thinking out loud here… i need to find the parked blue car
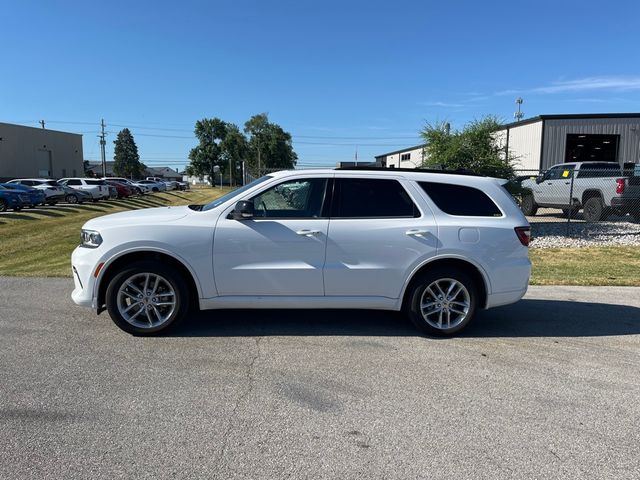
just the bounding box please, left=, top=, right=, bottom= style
left=0, top=185, right=29, bottom=212
left=0, top=182, right=46, bottom=207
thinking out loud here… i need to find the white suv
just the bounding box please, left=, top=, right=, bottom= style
left=71, top=169, right=531, bottom=336
left=58, top=178, right=110, bottom=200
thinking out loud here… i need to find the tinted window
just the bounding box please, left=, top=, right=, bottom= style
left=419, top=182, right=502, bottom=217
left=66, top=179, right=81, bottom=186
left=332, top=178, right=418, bottom=218
left=577, top=163, right=621, bottom=179
left=251, top=178, right=328, bottom=218
left=86, top=179, right=105, bottom=185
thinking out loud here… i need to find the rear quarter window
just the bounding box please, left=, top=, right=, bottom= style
left=419, top=182, right=502, bottom=217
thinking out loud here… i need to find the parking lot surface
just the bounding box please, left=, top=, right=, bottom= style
left=1, top=277, right=639, bottom=479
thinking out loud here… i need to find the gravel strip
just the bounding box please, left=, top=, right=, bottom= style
left=530, top=220, right=640, bottom=248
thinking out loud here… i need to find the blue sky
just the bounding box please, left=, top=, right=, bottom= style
left=2, top=0, right=640, bottom=170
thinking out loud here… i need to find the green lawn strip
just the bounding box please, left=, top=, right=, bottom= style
left=529, top=247, right=640, bottom=286
left=0, top=189, right=230, bottom=277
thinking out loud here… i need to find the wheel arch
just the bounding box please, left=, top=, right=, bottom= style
left=96, top=249, right=201, bottom=314
left=400, top=256, right=490, bottom=310
left=581, top=189, right=603, bottom=205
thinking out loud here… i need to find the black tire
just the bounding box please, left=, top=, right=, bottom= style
left=152, top=187, right=159, bottom=192
left=92, top=198, right=99, bottom=203
left=582, top=197, right=603, bottom=222
left=0, top=199, right=7, bottom=212
left=405, top=267, right=479, bottom=336
left=632, top=211, right=640, bottom=223
left=521, top=194, right=538, bottom=216
left=13, top=206, right=22, bottom=212
left=66, top=194, right=79, bottom=204
left=105, top=261, right=190, bottom=336
left=47, top=201, right=57, bottom=206
left=562, top=207, right=579, bottom=218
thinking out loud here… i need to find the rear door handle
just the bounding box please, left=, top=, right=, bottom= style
left=405, top=228, right=429, bottom=236
left=296, top=229, right=321, bottom=237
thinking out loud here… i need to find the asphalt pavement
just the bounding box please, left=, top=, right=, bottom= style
left=1, top=277, right=639, bottom=479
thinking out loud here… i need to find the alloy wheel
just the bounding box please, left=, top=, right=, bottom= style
left=116, top=273, right=176, bottom=329
left=419, top=278, right=471, bottom=330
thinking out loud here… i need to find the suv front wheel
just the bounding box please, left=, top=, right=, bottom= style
left=406, top=268, right=478, bottom=336
left=105, top=261, right=189, bottom=335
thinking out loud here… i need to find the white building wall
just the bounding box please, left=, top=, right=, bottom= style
left=383, top=146, right=425, bottom=169
left=505, top=120, right=543, bottom=171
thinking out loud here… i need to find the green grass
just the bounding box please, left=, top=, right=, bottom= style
left=2, top=193, right=639, bottom=285
left=529, top=247, right=640, bottom=286
left=0, top=188, right=232, bottom=277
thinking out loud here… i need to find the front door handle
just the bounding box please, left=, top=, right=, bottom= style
left=296, top=229, right=321, bottom=237
left=405, top=228, right=429, bottom=237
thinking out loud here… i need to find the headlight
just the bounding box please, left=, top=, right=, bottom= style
left=80, top=229, right=103, bottom=248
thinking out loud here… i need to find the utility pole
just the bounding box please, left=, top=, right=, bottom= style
left=228, top=157, right=233, bottom=187
left=39, top=120, right=45, bottom=129
left=99, top=119, right=107, bottom=178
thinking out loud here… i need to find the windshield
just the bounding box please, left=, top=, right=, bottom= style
left=201, top=176, right=272, bottom=211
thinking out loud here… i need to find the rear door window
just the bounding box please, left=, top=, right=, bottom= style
left=418, top=182, right=502, bottom=217
left=331, top=178, right=419, bottom=218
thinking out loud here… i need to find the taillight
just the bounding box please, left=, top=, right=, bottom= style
left=616, top=178, right=625, bottom=194
left=515, top=227, right=531, bottom=247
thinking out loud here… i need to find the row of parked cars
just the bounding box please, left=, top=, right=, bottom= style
left=0, top=176, right=189, bottom=212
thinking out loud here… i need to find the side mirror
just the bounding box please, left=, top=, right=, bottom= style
left=231, top=200, right=254, bottom=220
left=536, top=175, right=544, bottom=184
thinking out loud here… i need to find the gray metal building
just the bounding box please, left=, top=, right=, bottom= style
left=494, top=113, right=640, bottom=171
left=0, top=122, right=84, bottom=181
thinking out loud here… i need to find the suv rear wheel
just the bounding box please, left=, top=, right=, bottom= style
left=105, top=261, right=190, bottom=336
left=406, top=268, right=478, bottom=336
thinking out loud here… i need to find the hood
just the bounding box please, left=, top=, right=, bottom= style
left=83, top=206, right=192, bottom=230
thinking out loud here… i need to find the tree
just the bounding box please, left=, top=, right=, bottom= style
left=113, top=128, right=144, bottom=178
left=244, top=113, right=297, bottom=173
left=221, top=124, right=248, bottom=186
left=185, top=118, right=228, bottom=183
left=420, top=116, right=514, bottom=178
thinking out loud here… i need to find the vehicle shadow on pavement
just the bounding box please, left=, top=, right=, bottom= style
left=173, top=309, right=416, bottom=337
left=468, top=299, right=640, bottom=337
left=170, top=299, right=640, bottom=338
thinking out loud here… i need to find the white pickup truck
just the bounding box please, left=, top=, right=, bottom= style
left=520, top=162, right=640, bottom=222
left=58, top=178, right=110, bottom=201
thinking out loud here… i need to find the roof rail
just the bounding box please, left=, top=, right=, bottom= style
left=334, top=166, right=483, bottom=176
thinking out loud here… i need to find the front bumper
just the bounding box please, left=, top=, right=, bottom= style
left=71, top=245, right=102, bottom=308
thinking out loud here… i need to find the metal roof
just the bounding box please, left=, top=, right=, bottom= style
left=498, top=112, right=640, bottom=130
